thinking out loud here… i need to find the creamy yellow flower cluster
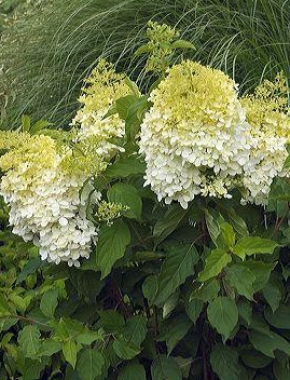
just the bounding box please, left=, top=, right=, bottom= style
left=0, top=60, right=129, bottom=266
left=139, top=61, right=289, bottom=208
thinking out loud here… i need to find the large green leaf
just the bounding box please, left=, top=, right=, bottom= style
left=105, top=157, right=145, bottom=178
left=154, top=245, right=199, bottom=306
left=265, top=304, right=290, bottom=329
left=98, top=310, right=125, bottom=333
left=163, top=315, right=192, bottom=354
left=198, top=249, right=232, bottom=282
left=184, top=296, right=204, bottom=324
left=108, top=183, right=142, bottom=220
left=210, top=344, right=240, bottom=380
left=233, top=237, right=280, bottom=260
left=96, top=219, right=131, bottom=278
left=123, top=315, right=147, bottom=347
left=77, top=349, right=105, bottom=380
left=225, top=264, right=256, bottom=300
left=207, top=297, right=238, bottom=340
left=18, top=325, right=41, bottom=358
left=262, top=279, right=282, bottom=312
left=240, top=261, right=276, bottom=293
left=40, top=288, right=58, bottom=319
left=249, top=330, right=290, bottom=358
left=273, top=359, right=290, bottom=380
left=151, top=355, right=182, bottom=380
left=118, top=361, right=146, bottom=380
left=153, top=204, right=187, bottom=245
left=113, top=338, right=140, bottom=360
left=205, top=209, right=222, bottom=246
left=190, top=279, right=220, bottom=302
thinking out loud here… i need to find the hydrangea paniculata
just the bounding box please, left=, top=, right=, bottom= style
left=139, top=60, right=253, bottom=208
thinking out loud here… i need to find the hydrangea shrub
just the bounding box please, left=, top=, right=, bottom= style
left=0, top=22, right=290, bottom=380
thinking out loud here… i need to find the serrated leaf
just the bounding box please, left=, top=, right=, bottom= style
left=233, top=237, right=280, bottom=260
left=198, top=249, right=232, bottom=282
left=22, top=360, right=45, bottom=380
left=153, top=204, right=187, bottom=245
left=62, top=340, right=82, bottom=368
left=40, top=288, right=58, bottom=319
left=96, top=219, right=131, bottom=278
left=118, top=361, right=146, bottom=380
left=75, top=330, right=103, bottom=345
left=154, top=245, right=199, bottom=306
left=108, top=183, right=142, bottom=220
left=210, top=344, right=240, bottom=380
left=207, top=297, right=238, bottom=340
left=249, top=330, right=290, bottom=358
left=151, top=355, right=182, bottom=380
left=77, top=349, right=105, bottom=380
left=115, top=94, right=139, bottom=120
left=225, top=264, right=256, bottom=300
left=113, top=338, right=140, bottom=360
left=18, top=325, right=41, bottom=358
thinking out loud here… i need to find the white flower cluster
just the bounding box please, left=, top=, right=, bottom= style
left=139, top=61, right=290, bottom=208
left=0, top=135, right=100, bottom=267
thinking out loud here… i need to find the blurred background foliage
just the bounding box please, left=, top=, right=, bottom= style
left=0, top=0, right=289, bottom=128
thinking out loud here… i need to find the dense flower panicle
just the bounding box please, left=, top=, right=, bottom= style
left=241, top=73, right=290, bottom=205
left=71, top=59, right=131, bottom=157
left=0, top=133, right=101, bottom=267
left=139, top=60, right=253, bottom=208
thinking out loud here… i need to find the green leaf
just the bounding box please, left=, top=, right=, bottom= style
left=227, top=208, right=249, bottom=237
left=218, top=222, right=236, bottom=249
left=205, top=209, right=222, bottom=246
left=124, top=77, right=140, bottom=97
left=173, top=357, right=192, bottom=379
left=240, top=261, right=276, bottom=293
left=16, top=257, right=42, bottom=284
left=151, top=355, right=182, bottom=380
left=134, top=43, right=152, bottom=56
left=105, top=157, right=145, bottom=178
left=22, top=360, right=45, bottom=380
left=21, top=114, right=31, bottom=131
left=118, top=361, right=146, bottom=380
left=163, top=290, right=180, bottom=318
left=142, top=275, right=158, bottom=304
left=237, top=299, right=252, bottom=326
left=265, top=304, right=290, bottom=329
left=153, top=204, right=187, bottom=245
left=113, top=338, right=140, bottom=360
left=184, top=296, right=204, bottom=324
left=123, top=315, right=147, bottom=347
left=190, top=279, right=220, bottom=302
left=40, top=288, right=58, bottom=319
left=249, top=330, right=290, bottom=358
left=210, top=344, right=240, bottom=380
left=108, top=183, right=142, bottom=220
left=163, top=315, right=192, bottom=355
left=77, top=349, right=105, bottom=380
left=198, top=249, right=232, bottom=282
left=76, top=330, right=103, bottom=345
left=262, top=279, right=282, bottom=312
left=207, top=297, right=238, bottom=340
left=154, top=245, right=199, bottom=306
left=115, top=95, right=139, bottom=120
left=240, top=350, right=272, bottom=369
left=98, top=310, right=125, bottom=333
left=96, top=219, right=131, bottom=278
left=62, top=340, right=82, bottom=368
left=171, top=39, right=195, bottom=50
left=273, top=358, right=290, bottom=380
left=225, top=264, right=256, bottom=300
left=18, top=325, right=41, bottom=358
left=233, top=237, right=280, bottom=260
left=39, top=339, right=62, bottom=356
